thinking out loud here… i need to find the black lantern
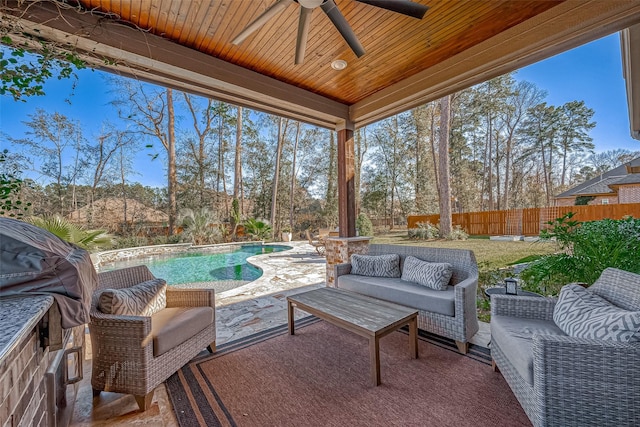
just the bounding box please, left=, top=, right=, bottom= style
left=504, top=278, right=518, bottom=295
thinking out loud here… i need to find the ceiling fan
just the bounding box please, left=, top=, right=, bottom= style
left=232, top=0, right=429, bottom=65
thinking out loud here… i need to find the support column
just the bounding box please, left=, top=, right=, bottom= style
left=325, top=236, right=371, bottom=287
left=337, top=123, right=356, bottom=238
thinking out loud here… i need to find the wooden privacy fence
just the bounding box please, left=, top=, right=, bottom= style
left=407, top=203, right=640, bottom=236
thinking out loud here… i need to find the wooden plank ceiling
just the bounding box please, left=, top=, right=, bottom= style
left=78, top=0, right=561, bottom=105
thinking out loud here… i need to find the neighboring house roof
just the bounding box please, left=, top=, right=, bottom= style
left=609, top=174, right=640, bottom=186
left=555, top=157, right=640, bottom=199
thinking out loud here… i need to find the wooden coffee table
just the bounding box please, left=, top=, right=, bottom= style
left=287, top=287, right=418, bottom=386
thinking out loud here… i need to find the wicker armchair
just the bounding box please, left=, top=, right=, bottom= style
left=90, top=265, right=216, bottom=411
left=491, top=268, right=640, bottom=427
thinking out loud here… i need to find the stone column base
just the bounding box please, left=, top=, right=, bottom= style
left=325, top=237, right=372, bottom=287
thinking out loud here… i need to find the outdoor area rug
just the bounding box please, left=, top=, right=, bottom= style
left=166, top=317, right=531, bottom=427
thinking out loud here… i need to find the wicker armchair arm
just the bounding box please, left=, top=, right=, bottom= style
left=166, top=288, right=215, bottom=308
left=532, top=334, right=640, bottom=423
left=491, top=295, right=557, bottom=320
left=334, top=263, right=352, bottom=278
left=89, top=312, right=153, bottom=356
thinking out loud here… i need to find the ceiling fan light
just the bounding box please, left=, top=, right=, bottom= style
left=331, top=59, right=347, bottom=70
left=298, top=0, right=324, bottom=8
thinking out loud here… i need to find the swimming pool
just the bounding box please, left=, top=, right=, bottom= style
left=99, top=244, right=292, bottom=285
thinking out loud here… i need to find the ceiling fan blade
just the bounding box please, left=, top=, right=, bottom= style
left=356, top=0, right=428, bottom=19
left=232, top=0, right=294, bottom=45
left=295, top=7, right=314, bottom=65
left=320, top=0, right=365, bottom=58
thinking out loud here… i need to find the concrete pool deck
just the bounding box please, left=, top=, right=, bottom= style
left=72, top=241, right=489, bottom=425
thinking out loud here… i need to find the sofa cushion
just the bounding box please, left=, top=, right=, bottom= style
left=491, top=315, right=565, bottom=385
left=337, top=274, right=455, bottom=316
left=150, top=306, right=214, bottom=357
left=401, top=256, right=452, bottom=290
left=98, top=278, right=167, bottom=316
left=553, top=284, right=640, bottom=343
left=350, top=253, right=401, bottom=278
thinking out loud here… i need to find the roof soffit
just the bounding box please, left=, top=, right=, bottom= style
left=3, top=1, right=640, bottom=129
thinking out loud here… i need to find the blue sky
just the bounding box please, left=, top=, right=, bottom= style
left=515, top=33, right=638, bottom=153
left=2, top=32, right=639, bottom=187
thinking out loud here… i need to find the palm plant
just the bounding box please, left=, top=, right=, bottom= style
left=179, top=207, right=221, bottom=245
left=25, top=215, right=114, bottom=251
left=243, top=218, right=272, bottom=241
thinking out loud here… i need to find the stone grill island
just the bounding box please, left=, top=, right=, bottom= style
left=0, top=218, right=96, bottom=427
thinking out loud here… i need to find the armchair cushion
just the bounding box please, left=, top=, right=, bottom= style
left=150, top=306, right=214, bottom=356
left=350, top=253, right=401, bottom=278
left=98, top=278, right=167, bottom=316
left=491, top=315, right=565, bottom=385
left=553, top=284, right=640, bottom=343
left=401, top=256, right=452, bottom=290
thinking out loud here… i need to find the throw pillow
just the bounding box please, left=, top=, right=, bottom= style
left=400, top=256, right=453, bottom=291
left=553, top=284, right=640, bottom=343
left=350, top=253, right=401, bottom=278
left=98, top=278, right=167, bottom=316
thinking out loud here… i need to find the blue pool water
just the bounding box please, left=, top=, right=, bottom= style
left=101, top=244, right=292, bottom=284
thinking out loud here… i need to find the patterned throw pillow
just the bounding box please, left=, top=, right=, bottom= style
left=400, top=256, right=453, bottom=290
left=553, top=284, right=640, bottom=343
left=350, top=253, right=401, bottom=278
left=98, top=278, right=167, bottom=316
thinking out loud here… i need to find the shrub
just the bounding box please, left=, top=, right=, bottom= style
left=25, top=215, right=114, bottom=251
left=446, top=225, right=468, bottom=241
left=356, top=213, right=374, bottom=237
left=408, top=221, right=439, bottom=240
left=178, top=208, right=222, bottom=245
left=243, top=218, right=272, bottom=241
left=520, top=213, right=640, bottom=295
left=574, top=195, right=595, bottom=205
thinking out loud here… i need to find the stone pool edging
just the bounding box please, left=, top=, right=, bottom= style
left=91, top=241, right=264, bottom=270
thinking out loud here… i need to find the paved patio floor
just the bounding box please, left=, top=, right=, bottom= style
left=71, top=241, right=490, bottom=426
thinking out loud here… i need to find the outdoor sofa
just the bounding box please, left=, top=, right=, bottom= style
left=491, top=267, right=640, bottom=426
left=334, top=244, right=479, bottom=353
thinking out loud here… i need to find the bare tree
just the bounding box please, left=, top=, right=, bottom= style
left=10, top=109, right=82, bottom=215
left=86, top=127, right=134, bottom=223
left=112, top=81, right=178, bottom=233
left=183, top=94, right=215, bottom=208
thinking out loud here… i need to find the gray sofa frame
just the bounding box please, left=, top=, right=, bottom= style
left=334, top=244, right=479, bottom=353
left=491, top=267, right=640, bottom=426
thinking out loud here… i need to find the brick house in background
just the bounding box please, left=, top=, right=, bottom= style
left=554, top=157, right=640, bottom=206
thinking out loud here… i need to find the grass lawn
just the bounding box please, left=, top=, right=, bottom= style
left=371, top=230, right=556, bottom=270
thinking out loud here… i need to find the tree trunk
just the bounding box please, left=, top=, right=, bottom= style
left=271, top=117, right=284, bottom=235
left=326, top=130, right=337, bottom=226
left=429, top=102, right=440, bottom=199
left=487, top=111, right=494, bottom=211
left=119, top=146, right=128, bottom=231
left=438, top=95, right=452, bottom=237
left=234, top=106, right=243, bottom=214
left=167, top=88, right=177, bottom=235
left=289, top=121, right=300, bottom=232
